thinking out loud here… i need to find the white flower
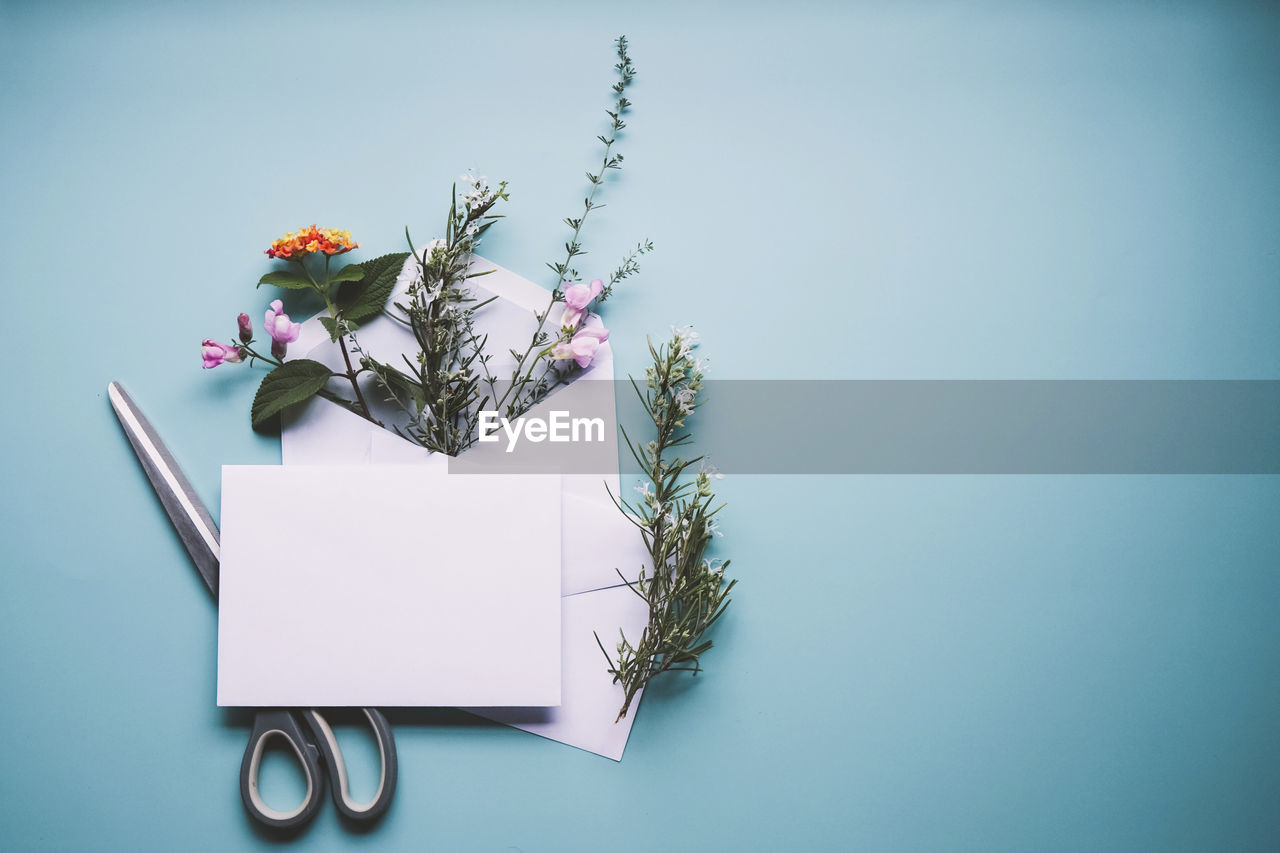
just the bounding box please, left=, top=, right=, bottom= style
left=674, top=386, right=697, bottom=415
left=705, top=518, right=723, bottom=538
left=459, top=170, right=490, bottom=207
left=671, top=324, right=700, bottom=358
left=421, top=238, right=448, bottom=262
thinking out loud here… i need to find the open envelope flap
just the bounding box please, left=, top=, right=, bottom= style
left=282, top=254, right=620, bottom=499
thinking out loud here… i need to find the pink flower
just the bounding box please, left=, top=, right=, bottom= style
left=201, top=339, right=243, bottom=369
left=264, top=300, right=302, bottom=344
left=559, top=278, right=604, bottom=330
left=237, top=313, right=253, bottom=343
left=552, top=325, right=610, bottom=368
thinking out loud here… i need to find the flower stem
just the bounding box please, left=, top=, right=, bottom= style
left=336, top=333, right=373, bottom=419
left=298, top=256, right=376, bottom=422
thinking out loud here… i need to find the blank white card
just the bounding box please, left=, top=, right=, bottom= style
left=217, top=465, right=561, bottom=707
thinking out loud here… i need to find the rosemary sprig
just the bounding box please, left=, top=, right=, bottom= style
left=359, top=175, right=509, bottom=455
left=599, top=327, right=735, bottom=721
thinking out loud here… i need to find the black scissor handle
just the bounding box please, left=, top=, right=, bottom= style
left=240, top=709, right=325, bottom=830
left=301, top=708, right=398, bottom=823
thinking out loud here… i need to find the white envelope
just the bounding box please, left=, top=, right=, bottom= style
left=280, top=255, right=649, bottom=759
left=368, top=428, right=649, bottom=760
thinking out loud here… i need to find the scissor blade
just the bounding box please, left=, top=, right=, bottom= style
left=108, top=381, right=220, bottom=597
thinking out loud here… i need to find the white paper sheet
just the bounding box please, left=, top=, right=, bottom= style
left=216, top=465, right=562, bottom=708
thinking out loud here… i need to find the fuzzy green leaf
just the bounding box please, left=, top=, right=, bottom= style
left=330, top=263, right=365, bottom=284
left=342, top=252, right=408, bottom=323
left=318, top=315, right=359, bottom=342
left=251, top=359, right=332, bottom=430
left=257, top=270, right=314, bottom=290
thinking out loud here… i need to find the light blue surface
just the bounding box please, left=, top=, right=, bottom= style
left=2, top=1, right=1279, bottom=850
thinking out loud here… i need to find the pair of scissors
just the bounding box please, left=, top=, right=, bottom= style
left=108, top=381, right=398, bottom=830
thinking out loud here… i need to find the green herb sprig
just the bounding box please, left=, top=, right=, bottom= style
left=357, top=176, right=510, bottom=455
left=600, top=327, right=735, bottom=721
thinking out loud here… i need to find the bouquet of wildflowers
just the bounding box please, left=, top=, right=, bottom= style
left=203, top=39, right=646, bottom=448
left=200, top=36, right=733, bottom=722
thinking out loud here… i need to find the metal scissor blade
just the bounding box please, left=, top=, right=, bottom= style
left=108, top=381, right=220, bottom=597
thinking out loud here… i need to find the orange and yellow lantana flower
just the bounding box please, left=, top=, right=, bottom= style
left=265, top=225, right=359, bottom=260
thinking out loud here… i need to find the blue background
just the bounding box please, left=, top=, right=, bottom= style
left=3, top=1, right=1279, bottom=850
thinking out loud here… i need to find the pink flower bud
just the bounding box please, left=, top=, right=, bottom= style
left=271, top=338, right=288, bottom=360
left=201, top=339, right=244, bottom=369
left=264, top=299, right=302, bottom=344
left=237, top=313, right=253, bottom=343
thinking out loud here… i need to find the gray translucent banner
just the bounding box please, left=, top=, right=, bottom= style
left=448, top=380, right=1280, bottom=475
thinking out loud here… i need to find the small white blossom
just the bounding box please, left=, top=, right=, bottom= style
left=674, top=386, right=697, bottom=415
left=459, top=170, right=491, bottom=208
left=671, top=324, right=700, bottom=358
left=420, top=238, right=448, bottom=262
left=699, top=459, right=723, bottom=480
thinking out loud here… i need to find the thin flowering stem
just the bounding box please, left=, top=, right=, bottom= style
left=493, top=35, right=637, bottom=419
left=226, top=338, right=287, bottom=370
left=336, top=334, right=373, bottom=418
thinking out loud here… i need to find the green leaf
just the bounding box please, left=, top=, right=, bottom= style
left=257, top=270, right=314, bottom=290
left=318, top=315, right=359, bottom=342
left=376, top=361, right=425, bottom=412
left=342, top=252, right=408, bottom=323
left=251, top=359, right=333, bottom=430
left=358, top=252, right=411, bottom=289
left=330, top=263, right=365, bottom=284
